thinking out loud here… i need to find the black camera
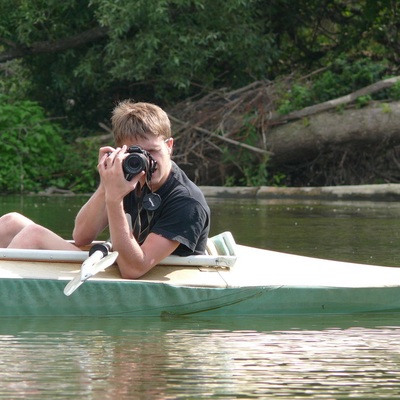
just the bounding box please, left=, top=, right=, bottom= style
left=122, top=146, right=157, bottom=181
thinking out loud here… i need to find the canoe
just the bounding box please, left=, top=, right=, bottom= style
left=1, top=231, right=400, bottom=317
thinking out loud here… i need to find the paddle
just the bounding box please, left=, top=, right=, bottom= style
left=63, top=242, right=119, bottom=296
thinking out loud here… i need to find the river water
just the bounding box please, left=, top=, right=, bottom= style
left=1, top=195, right=400, bottom=399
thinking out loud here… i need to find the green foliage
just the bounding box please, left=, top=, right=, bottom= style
left=0, top=95, right=66, bottom=193
left=0, top=60, right=32, bottom=99
left=263, top=0, right=399, bottom=73
left=94, top=0, right=276, bottom=96
left=277, top=84, right=314, bottom=115
left=222, top=114, right=270, bottom=187
left=389, top=81, right=400, bottom=100
left=314, top=58, right=387, bottom=100
left=277, top=58, right=389, bottom=115
left=355, top=95, right=372, bottom=108
left=61, top=139, right=101, bottom=192
left=380, top=103, right=392, bottom=113
left=0, top=0, right=279, bottom=130
left=270, top=172, right=286, bottom=187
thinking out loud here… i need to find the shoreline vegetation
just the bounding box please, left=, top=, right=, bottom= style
left=2, top=3, right=400, bottom=192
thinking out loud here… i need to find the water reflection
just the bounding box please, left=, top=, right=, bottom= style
left=1, top=314, right=400, bottom=399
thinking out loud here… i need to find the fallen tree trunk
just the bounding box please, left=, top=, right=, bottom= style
left=270, top=76, right=400, bottom=124
left=267, top=101, right=400, bottom=165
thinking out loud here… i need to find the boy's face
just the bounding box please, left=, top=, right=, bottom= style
left=122, top=135, right=173, bottom=190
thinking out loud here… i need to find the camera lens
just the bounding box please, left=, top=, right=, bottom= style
left=123, top=153, right=148, bottom=176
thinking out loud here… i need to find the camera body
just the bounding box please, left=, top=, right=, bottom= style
left=122, top=146, right=157, bottom=181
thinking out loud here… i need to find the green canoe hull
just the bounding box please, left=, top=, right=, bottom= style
left=2, top=278, right=400, bottom=317
left=2, top=243, right=400, bottom=317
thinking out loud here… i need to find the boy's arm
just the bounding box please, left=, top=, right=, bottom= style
left=73, top=146, right=115, bottom=246
left=72, top=184, right=109, bottom=246
left=105, top=199, right=179, bottom=279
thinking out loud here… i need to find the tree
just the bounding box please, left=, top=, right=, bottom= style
left=0, top=0, right=278, bottom=132
left=1, top=1, right=398, bottom=130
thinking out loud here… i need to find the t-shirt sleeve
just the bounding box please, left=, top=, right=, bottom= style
left=150, top=196, right=209, bottom=252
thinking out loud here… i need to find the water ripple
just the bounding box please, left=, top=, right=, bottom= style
left=1, top=316, right=400, bottom=399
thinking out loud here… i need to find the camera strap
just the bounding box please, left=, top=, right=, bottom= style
left=142, top=177, right=161, bottom=212
left=130, top=184, right=161, bottom=244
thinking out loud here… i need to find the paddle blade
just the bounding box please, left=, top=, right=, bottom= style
left=92, top=251, right=119, bottom=274
left=63, top=251, right=119, bottom=296
left=63, top=274, right=84, bottom=296
left=80, top=250, right=104, bottom=281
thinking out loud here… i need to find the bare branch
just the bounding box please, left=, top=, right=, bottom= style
left=169, top=115, right=272, bottom=156
left=0, top=26, right=108, bottom=63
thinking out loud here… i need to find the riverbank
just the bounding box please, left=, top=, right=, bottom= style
left=200, top=183, right=400, bottom=201
left=35, top=183, right=400, bottom=201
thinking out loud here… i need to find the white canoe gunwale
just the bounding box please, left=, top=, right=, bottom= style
left=0, top=248, right=237, bottom=268
left=0, top=231, right=238, bottom=268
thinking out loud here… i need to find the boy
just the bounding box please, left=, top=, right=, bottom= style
left=0, top=101, right=210, bottom=279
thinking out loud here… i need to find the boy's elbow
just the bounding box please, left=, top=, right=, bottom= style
left=117, top=258, right=151, bottom=280
left=72, top=229, right=92, bottom=248
left=119, top=268, right=144, bottom=280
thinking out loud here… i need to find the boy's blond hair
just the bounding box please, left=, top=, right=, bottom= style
left=111, top=100, right=171, bottom=146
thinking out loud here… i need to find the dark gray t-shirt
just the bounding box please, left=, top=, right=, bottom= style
left=123, top=162, right=210, bottom=256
